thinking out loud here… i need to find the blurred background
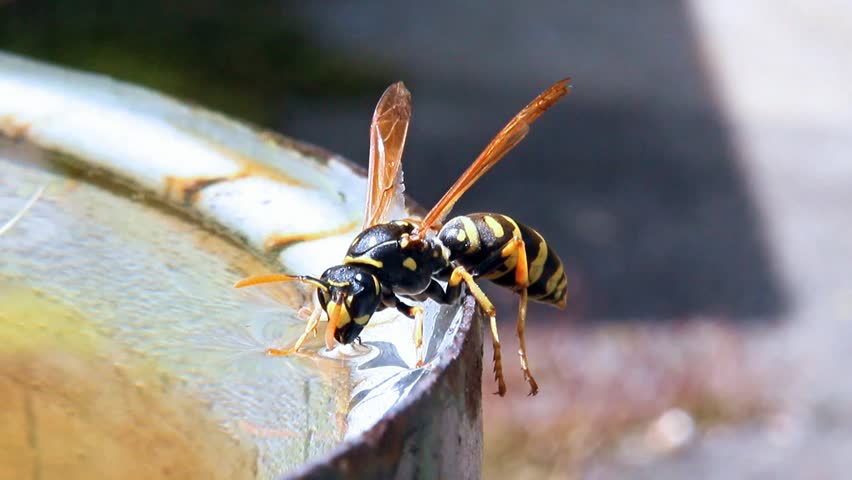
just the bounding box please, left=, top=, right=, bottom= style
left=3, top=0, right=851, bottom=478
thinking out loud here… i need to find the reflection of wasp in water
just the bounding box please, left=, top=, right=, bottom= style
left=236, top=79, right=571, bottom=396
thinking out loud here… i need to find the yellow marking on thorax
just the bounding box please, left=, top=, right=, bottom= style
left=344, top=255, right=384, bottom=268
left=483, top=215, right=505, bottom=238
left=545, top=263, right=565, bottom=295
left=528, top=239, right=549, bottom=284
left=456, top=229, right=467, bottom=242
left=459, top=216, right=480, bottom=254
left=403, top=257, right=418, bottom=271
left=327, top=280, right=349, bottom=287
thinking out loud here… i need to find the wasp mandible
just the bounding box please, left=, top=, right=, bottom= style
left=236, top=79, right=571, bottom=396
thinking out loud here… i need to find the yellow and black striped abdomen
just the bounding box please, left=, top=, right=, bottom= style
left=438, top=213, right=567, bottom=308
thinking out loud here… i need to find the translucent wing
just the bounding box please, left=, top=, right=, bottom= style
left=364, top=82, right=412, bottom=228
left=415, top=78, right=571, bottom=235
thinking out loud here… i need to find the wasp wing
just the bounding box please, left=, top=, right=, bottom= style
left=364, top=82, right=412, bottom=228
left=415, top=78, right=571, bottom=234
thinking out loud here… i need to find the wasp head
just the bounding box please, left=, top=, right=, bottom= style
left=317, top=265, right=382, bottom=348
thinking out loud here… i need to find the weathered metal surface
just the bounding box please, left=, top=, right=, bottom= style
left=0, top=51, right=364, bottom=276
left=0, top=51, right=483, bottom=478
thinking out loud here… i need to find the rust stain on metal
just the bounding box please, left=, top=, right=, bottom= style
left=0, top=115, right=32, bottom=140
left=238, top=162, right=302, bottom=186
left=219, top=150, right=305, bottom=187
left=164, top=162, right=306, bottom=206
left=237, top=420, right=298, bottom=439
left=164, top=172, right=248, bottom=205
left=335, top=412, right=349, bottom=437
left=201, top=135, right=306, bottom=187
left=263, top=220, right=360, bottom=252
left=173, top=120, right=306, bottom=186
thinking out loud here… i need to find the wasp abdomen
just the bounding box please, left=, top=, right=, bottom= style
left=439, top=213, right=567, bottom=308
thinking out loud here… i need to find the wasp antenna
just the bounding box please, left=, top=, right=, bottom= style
left=234, top=274, right=329, bottom=292
left=300, top=276, right=331, bottom=292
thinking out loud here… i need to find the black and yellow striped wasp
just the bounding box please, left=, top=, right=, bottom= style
left=236, top=79, right=570, bottom=396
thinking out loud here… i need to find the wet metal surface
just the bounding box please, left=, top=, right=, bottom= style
left=290, top=296, right=482, bottom=480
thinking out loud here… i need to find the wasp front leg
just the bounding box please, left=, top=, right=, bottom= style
left=382, top=292, right=426, bottom=366
left=267, top=292, right=323, bottom=356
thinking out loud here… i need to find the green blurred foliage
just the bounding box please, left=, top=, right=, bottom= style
left=0, top=1, right=388, bottom=123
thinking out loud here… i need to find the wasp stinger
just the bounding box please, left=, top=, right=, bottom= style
left=236, top=78, right=571, bottom=396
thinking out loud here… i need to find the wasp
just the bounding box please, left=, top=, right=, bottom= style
left=236, top=79, right=571, bottom=396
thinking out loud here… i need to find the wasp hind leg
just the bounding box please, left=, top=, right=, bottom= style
left=476, top=233, right=539, bottom=395
left=515, top=287, right=538, bottom=396
left=267, top=294, right=323, bottom=356
left=449, top=265, right=506, bottom=396
left=506, top=234, right=539, bottom=395
left=507, top=235, right=539, bottom=395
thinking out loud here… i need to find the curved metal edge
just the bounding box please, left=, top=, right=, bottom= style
left=284, top=296, right=483, bottom=480
left=0, top=51, right=366, bottom=268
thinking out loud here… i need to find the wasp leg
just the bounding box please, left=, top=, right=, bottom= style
left=267, top=293, right=323, bottom=356
left=410, top=305, right=425, bottom=367
left=511, top=238, right=539, bottom=396
left=449, top=266, right=506, bottom=396
left=403, top=279, right=466, bottom=368
left=470, top=234, right=539, bottom=395
left=414, top=307, right=425, bottom=365
left=296, top=306, right=314, bottom=321
left=383, top=294, right=426, bottom=367
left=468, top=232, right=522, bottom=278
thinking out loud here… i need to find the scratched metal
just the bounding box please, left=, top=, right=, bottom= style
left=0, top=52, right=482, bottom=479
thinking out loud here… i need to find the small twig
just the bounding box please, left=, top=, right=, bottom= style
left=0, top=184, right=46, bottom=236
